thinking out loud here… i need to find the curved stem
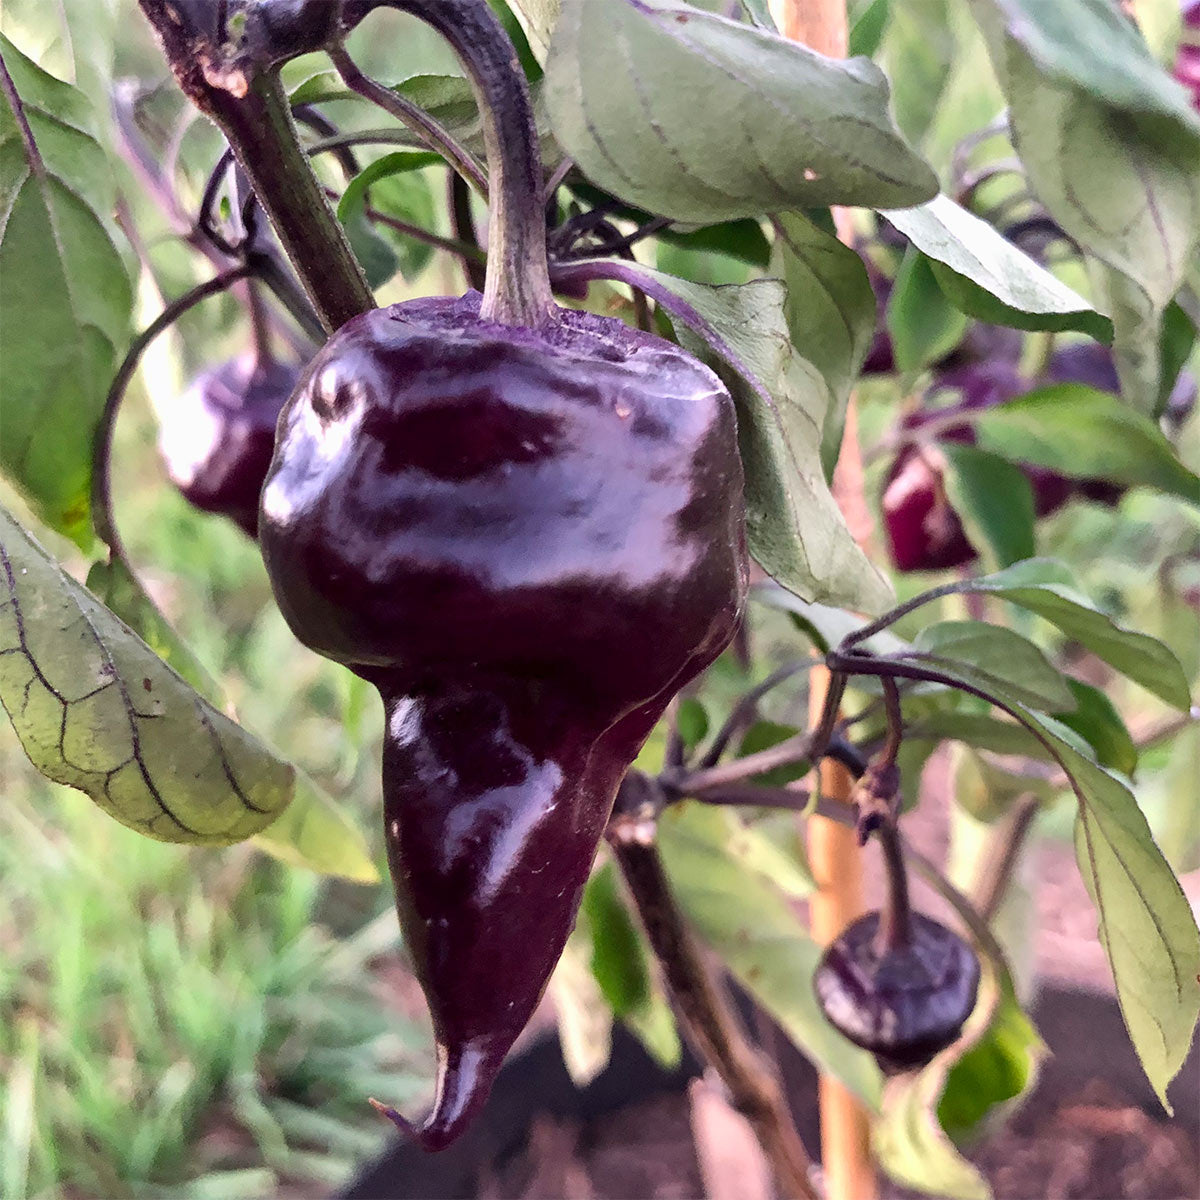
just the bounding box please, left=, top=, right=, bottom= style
left=327, top=45, right=489, bottom=197
left=875, top=823, right=912, bottom=952
left=365, top=0, right=554, bottom=325
left=92, top=263, right=253, bottom=559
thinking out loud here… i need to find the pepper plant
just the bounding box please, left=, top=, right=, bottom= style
left=1, top=1, right=1198, bottom=1197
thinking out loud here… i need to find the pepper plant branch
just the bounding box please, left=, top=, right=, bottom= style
left=319, top=184, right=487, bottom=260
left=696, top=659, right=816, bottom=771
left=326, top=44, right=489, bottom=197
left=137, top=0, right=374, bottom=333
left=607, top=778, right=819, bottom=1200
left=92, top=263, right=254, bottom=559
left=449, top=171, right=488, bottom=290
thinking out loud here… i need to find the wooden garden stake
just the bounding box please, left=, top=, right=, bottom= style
left=769, top=2, right=879, bottom=1199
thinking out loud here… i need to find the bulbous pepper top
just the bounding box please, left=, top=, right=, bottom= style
left=260, top=292, right=747, bottom=715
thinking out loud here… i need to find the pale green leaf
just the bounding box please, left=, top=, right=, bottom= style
left=550, top=923, right=614, bottom=1086
left=881, top=194, right=1112, bottom=339
left=770, top=212, right=876, bottom=473
left=974, top=384, right=1200, bottom=503
left=981, top=0, right=1200, bottom=135
left=886, top=247, right=970, bottom=371
left=957, top=559, right=1192, bottom=710
left=658, top=801, right=882, bottom=1105
left=566, top=261, right=891, bottom=612
left=544, top=0, right=937, bottom=224
left=0, top=35, right=132, bottom=545
left=251, top=774, right=379, bottom=884
left=972, top=7, right=1200, bottom=410
left=0, top=507, right=294, bottom=844
left=507, top=0, right=561, bottom=63
left=911, top=620, right=1076, bottom=713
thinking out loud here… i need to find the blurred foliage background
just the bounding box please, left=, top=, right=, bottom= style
left=0, top=0, right=1197, bottom=1196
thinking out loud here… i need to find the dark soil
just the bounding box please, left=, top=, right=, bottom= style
left=480, top=1076, right=1197, bottom=1200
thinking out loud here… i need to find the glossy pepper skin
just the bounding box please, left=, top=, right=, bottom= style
left=814, top=911, right=980, bottom=1073
left=158, top=354, right=298, bottom=537
left=260, top=291, right=748, bottom=1148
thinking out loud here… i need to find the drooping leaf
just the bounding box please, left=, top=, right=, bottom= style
left=886, top=247, right=970, bottom=371
left=0, top=507, right=294, bottom=844
left=251, top=773, right=379, bottom=884
left=881, top=194, right=1112, bottom=340
left=970, top=4, right=1200, bottom=410
left=910, top=620, right=1077, bottom=714
left=770, top=212, right=876, bottom=473
left=582, top=861, right=681, bottom=1067
left=1009, top=708, right=1200, bottom=1109
left=940, top=443, right=1036, bottom=569
left=0, top=34, right=133, bottom=545
left=954, top=559, right=1192, bottom=710
left=85, top=558, right=221, bottom=703
left=544, top=0, right=937, bottom=224
left=973, top=384, right=1200, bottom=503
left=976, top=0, right=1200, bottom=136
left=554, top=258, right=892, bottom=613
left=1052, top=678, right=1138, bottom=776
left=658, top=801, right=882, bottom=1105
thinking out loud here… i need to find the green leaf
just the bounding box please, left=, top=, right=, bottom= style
left=973, top=384, right=1200, bottom=503
left=550, top=921, right=614, bottom=1085
left=879, top=0, right=956, bottom=147
left=0, top=506, right=294, bottom=844
left=658, top=801, right=882, bottom=1105
left=972, top=7, right=1200, bottom=410
left=753, top=582, right=910, bottom=656
left=506, top=0, right=561, bottom=64
left=675, top=696, right=709, bottom=748
left=251, top=774, right=379, bottom=884
left=910, top=620, right=1077, bottom=713
left=956, top=559, right=1193, bottom=710
left=1156, top=721, right=1200, bottom=875
left=977, top=0, right=1200, bottom=136
left=0, top=34, right=133, bottom=545
left=1052, top=679, right=1138, bottom=776
left=881, top=194, right=1113, bottom=340
left=737, top=720, right=809, bottom=788
left=582, top=862, right=681, bottom=1067
left=886, top=248, right=970, bottom=371
left=85, top=558, right=221, bottom=703
left=544, top=0, right=937, bottom=224
left=940, top=443, right=1036, bottom=570
left=336, top=151, right=439, bottom=287
left=849, top=0, right=890, bottom=59
left=564, top=259, right=892, bottom=612
left=1022, top=710, right=1200, bottom=1108
left=770, top=213, right=877, bottom=474
left=905, top=708, right=1054, bottom=760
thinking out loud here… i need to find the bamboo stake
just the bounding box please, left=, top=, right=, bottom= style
left=769, top=2, right=879, bottom=1198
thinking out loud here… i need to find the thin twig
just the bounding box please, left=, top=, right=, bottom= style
left=607, top=778, right=818, bottom=1200
left=973, top=794, right=1040, bottom=925
left=92, top=263, right=253, bottom=559
left=0, top=50, right=46, bottom=178
left=328, top=43, right=489, bottom=197
left=697, top=660, right=816, bottom=771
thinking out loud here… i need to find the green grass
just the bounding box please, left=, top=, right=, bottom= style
left=0, top=750, right=434, bottom=1199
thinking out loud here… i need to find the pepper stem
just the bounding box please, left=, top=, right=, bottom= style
left=369, top=0, right=555, bottom=326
